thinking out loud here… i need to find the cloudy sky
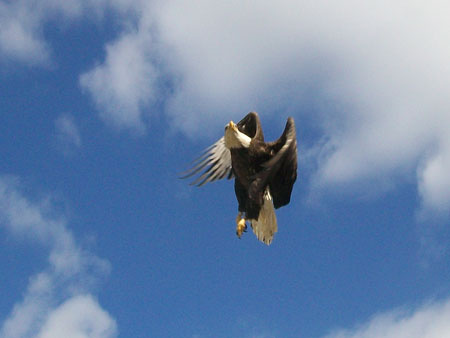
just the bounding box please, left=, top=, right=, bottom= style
left=1, top=0, right=450, bottom=337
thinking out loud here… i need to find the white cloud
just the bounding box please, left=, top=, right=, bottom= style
left=417, top=140, right=450, bottom=214
left=1, top=273, right=54, bottom=338
left=37, top=295, right=117, bottom=338
left=324, top=299, right=450, bottom=338
left=0, top=176, right=116, bottom=338
left=80, top=25, right=158, bottom=131
left=0, top=1, right=49, bottom=64
left=0, top=0, right=128, bottom=65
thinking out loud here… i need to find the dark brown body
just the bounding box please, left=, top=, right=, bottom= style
left=231, top=141, right=272, bottom=219
left=231, top=113, right=297, bottom=221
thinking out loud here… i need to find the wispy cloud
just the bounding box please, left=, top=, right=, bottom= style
left=417, top=141, right=450, bottom=215
left=0, top=1, right=49, bottom=65
left=55, top=114, right=82, bottom=155
left=324, top=298, right=450, bottom=338
left=0, top=176, right=116, bottom=338
left=0, top=0, right=125, bottom=65
left=37, top=295, right=116, bottom=338
left=80, top=24, right=159, bottom=132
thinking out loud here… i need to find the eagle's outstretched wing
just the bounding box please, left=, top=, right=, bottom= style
left=263, top=117, right=297, bottom=209
left=180, top=137, right=233, bottom=186
left=180, top=112, right=262, bottom=187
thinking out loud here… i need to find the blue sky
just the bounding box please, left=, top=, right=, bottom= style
left=1, top=1, right=450, bottom=337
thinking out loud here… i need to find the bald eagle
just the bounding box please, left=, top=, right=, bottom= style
left=182, top=112, right=297, bottom=245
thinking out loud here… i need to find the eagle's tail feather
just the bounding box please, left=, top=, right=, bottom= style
left=251, top=189, right=277, bottom=245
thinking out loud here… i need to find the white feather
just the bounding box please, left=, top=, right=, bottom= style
left=250, top=189, right=278, bottom=245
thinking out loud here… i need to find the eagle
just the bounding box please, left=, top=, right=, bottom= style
left=182, top=112, right=297, bottom=245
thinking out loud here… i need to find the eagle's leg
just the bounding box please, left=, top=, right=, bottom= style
left=235, top=212, right=247, bottom=238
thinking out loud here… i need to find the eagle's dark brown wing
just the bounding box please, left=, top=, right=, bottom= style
left=237, top=112, right=264, bottom=142
left=263, top=117, right=297, bottom=208
left=180, top=137, right=233, bottom=186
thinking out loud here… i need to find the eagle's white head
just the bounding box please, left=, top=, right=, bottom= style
left=224, top=121, right=251, bottom=149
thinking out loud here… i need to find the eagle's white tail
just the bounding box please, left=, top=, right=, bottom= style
left=251, top=189, right=278, bottom=245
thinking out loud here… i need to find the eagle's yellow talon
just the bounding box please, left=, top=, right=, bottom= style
left=236, top=218, right=247, bottom=238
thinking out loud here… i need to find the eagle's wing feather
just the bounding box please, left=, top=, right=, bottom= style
left=180, top=137, right=233, bottom=186
left=263, top=117, right=298, bottom=209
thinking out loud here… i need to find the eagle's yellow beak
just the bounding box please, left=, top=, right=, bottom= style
left=227, top=121, right=238, bottom=131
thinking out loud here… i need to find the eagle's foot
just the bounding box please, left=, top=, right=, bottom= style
left=236, top=217, right=247, bottom=239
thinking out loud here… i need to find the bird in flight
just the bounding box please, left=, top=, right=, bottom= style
left=182, top=112, right=297, bottom=245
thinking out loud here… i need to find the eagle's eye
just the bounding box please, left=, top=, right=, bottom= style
left=224, top=125, right=229, bottom=131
